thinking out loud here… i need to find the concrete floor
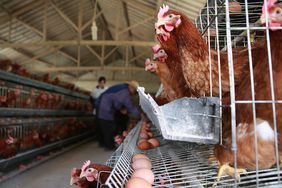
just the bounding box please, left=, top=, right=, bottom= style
left=0, top=141, right=113, bottom=188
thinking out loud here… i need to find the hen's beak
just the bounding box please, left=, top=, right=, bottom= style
left=70, top=177, right=76, bottom=185
left=153, top=54, right=158, bottom=61
left=79, top=171, right=86, bottom=178
left=260, top=14, right=266, bottom=24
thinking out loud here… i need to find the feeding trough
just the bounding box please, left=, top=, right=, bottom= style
left=138, top=87, right=220, bottom=144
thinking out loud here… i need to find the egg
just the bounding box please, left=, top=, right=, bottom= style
left=141, top=127, right=149, bottom=132
left=125, top=177, right=152, bottom=188
left=132, top=154, right=149, bottom=162
left=132, top=158, right=152, bottom=170
left=140, top=129, right=148, bottom=134
left=138, top=141, right=152, bottom=150
left=122, top=130, right=128, bottom=137
left=138, top=139, right=147, bottom=145
left=148, top=138, right=160, bottom=148
left=140, top=132, right=149, bottom=139
left=132, top=169, right=155, bottom=184
left=147, top=132, right=154, bottom=138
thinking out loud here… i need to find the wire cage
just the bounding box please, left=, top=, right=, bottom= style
left=106, top=122, right=282, bottom=187
left=0, top=80, right=90, bottom=111
left=106, top=0, right=282, bottom=187
left=0, top=117, right=94, bottom=164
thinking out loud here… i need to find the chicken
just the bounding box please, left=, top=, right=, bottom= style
left=0, top=132, right=19, bottom=158
left=213, top=0, right=282, bottom=184
left=22, top=89, right=35, bottom=108
left=35, top=91, right=48, bottom=108
left=0, top=60, right=12, bottom=72
left=70, top=168, right=97, bottom=188
left=32, top=130, right=43, bottom=148
left=153, top=95, right=170, bottom=106
left=52, top=77, right=60, bottom=86
left=155, top=5, right=264, bottom=97
left=153, top=44, right=189, bottom=100
left=145, top=57, right=178, bottom=101
left=6, top=86, right=21, bottom=107
left=20, top=131, right=35, bottom=150
left=79, top=160, right=113, bottom=186
left=42, top=73, right=51, bottom=83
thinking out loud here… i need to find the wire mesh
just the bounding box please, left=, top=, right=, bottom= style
left=105, top=122, right=282, bottom=187
left=0, top=117, right=94, bottom=159
left=0, top=80, right=90, bottom=111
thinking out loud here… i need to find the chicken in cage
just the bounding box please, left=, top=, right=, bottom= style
left=101, top=0, right=282, bottom=187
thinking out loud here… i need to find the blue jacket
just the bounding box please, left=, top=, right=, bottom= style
left=96, top=84, right=140, bottom=121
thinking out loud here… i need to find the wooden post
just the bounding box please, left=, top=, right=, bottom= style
left=8, top=16, right=12, bottom=43
left=125, top=46, right=129, bottom=67
left=43, top=0, right=48, bottom=40
left=115, top=1, right=121, bottom=40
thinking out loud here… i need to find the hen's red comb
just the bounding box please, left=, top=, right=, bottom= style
left=152, top=44, right=161, bottom=53
left=71, top=168, right=78, bottom=176
left=262, top=0, right=277, bottom=14
left=145, top=58, right=151, bottom=66
left=158, top=4, right=169, bottom=20
left=81, top=160, right=91, bottom=172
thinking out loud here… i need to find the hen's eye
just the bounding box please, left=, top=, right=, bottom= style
left=87, top=168, right=93, bottom=172
left=169, top=14, right=173, bottom=18
left=276, top=9, right=281, bottom=15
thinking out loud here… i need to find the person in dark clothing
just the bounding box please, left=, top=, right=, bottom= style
left=91, top=76, right=108, bottom=147
left=95, top=81, right=141, bottom=149
left=114, top=108, right=129, bottom=135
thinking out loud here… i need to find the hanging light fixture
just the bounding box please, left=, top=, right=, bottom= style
left=91, top=0, right=98, bottom=40
left=91, top=21, right=98, bottom=40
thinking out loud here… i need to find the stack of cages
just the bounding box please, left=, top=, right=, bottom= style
left=0, top=73, right=94, bottom=178
left=197, top=0, right=282, bottom=187
left=0, top=117, right=93, bottom=172
left=134, top=0, right=282, bottom=187
left=0, top=80, right=91, bottom=111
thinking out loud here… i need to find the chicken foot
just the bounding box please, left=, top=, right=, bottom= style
left=213, top=163, right=247, bottom=187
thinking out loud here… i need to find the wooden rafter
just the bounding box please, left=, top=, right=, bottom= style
left=117, top=16, right=154, bottom=36
left=34, top=66, right=145, bottom=72
left=81, top=10, right=103, bottom=32
left=120, top=0, right=155, bottom=16
left=0, top=0, right=44, bottom=25
left=129, top=51, right=148, bottom=63
left=0, top=40, right=156, bottom=47
left=0, top=38, right=73, bottom=77
left=21, top=46, right=62, bottom=65
left=49, top=0, right=78, bottom=32
left=0, top=4, right=78, bottom=66
left=86, top=46, right=102, bottom=61
left=122, top=1, right=137, bottom=65
left=156, top=0, right=164, bottom=11
left=104, top=46, right=118, bottom=61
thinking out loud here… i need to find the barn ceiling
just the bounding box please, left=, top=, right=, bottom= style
left=0, top=0, right=207, bottom=84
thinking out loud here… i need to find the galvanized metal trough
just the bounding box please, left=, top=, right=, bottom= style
left=137, top=87, right=221, bottom=144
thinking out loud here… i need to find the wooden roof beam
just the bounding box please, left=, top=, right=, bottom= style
left=0, top=40, right=157, bottom=47
left=21, top=46, right=62, bottom=65
left=0, top=0, right=44, bottom=25
left=117, top=16, right=154, bottom=36
left=122, top=2, right=137, bottom=65
left=34, top=66, right=145, bottom=72
left=120, top=0, right=155, bottom=16
left=0, top=4, right=78, bottom=65
left=49, top=0, right=78, bottom=32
